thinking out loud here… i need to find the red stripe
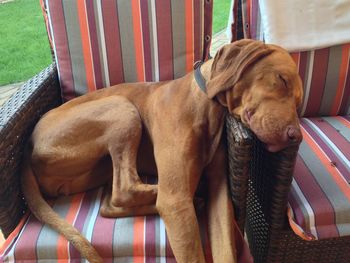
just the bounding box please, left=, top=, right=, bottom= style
left=91, top=211, right=114, bottom=262
left=185, top=1, right=194, bottom=73
left=155, top=0, right=173, bottom=80
left=340, top=76, right=350, bottom=114
left=246, top=0, right=251, bottom=38
left=13, top=215, right=43, bottom=260
left=140, top=0, right=153, bottom=82
left=145, top=216, right=156, bottom=263
left=131, top=0, right=145, bottom=82
left=193, top=0, right=201, bottom=63
left=331, top=44, right=350, bottom=115
left=298, top=52, right=308, bottom=90
left=339, top=45, right=350, bottom=114
left=48, top=0, right=75, bottom=100
left=85, top=0, right=103, bottom=89
left=304, top=48, right=330, bottom=116
left=203, top=0, right=213, bottom=60
left=290, top=52, right=300, bottom=68
left=102, top=1, right=124, bottom=85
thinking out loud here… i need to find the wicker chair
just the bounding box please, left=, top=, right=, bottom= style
left=0, top=1, right=252, bottom=261
left=230, top=1, right=350, bottom=262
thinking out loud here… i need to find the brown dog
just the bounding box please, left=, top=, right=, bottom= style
left=21, top=40, right=303, bottom=263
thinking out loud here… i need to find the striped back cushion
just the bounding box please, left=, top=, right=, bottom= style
left=45, top=0, right=213, bottom=101
left=288, top=116, right=350, bottom=240
left=291, top=47, right=350, bottom=117
left=239, top=0, right=350, bottom=117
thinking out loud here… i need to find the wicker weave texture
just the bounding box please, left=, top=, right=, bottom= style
left=0, top=64, right=62, bottom=237
left=247, top=186, right=350, bottom=263
left=226, top=115, right=252, bottom=232
left=246, top=136, right=350, bottom=263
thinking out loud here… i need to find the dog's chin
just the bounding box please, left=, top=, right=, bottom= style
left=240, top=113, right=292, bottom=153
left=264, top=143, right=287, bottom=153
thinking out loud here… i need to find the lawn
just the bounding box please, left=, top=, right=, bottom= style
left=0, top=0, right=52, bottom=86
left=0, top=0, right=231, bottom=86
left=213, top=0, right=232, bottom=34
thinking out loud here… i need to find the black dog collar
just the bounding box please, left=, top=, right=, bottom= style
left=194, top=61, right=207, bottom=94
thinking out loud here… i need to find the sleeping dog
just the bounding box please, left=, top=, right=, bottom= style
left=21, top=40, right=303, bottom=263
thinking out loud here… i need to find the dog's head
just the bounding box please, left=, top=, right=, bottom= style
left=208, top=39, right=303, bottom=152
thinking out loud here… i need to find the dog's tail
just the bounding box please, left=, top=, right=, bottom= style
left=21, top=153, right=103, bottom=263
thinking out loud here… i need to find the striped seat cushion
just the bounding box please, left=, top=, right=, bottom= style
left=0, top=187, right=212, bottom=262
left=239, top=0, right=350, bottom=117
left=288, top=116, right=350, bottom=240
left=44, top=0, right=213, bottom=101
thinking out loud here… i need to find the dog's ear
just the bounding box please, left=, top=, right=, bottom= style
left=207, top=39, right=274, bottom=99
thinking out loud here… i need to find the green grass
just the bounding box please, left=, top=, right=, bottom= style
left=0, top=0, right=52, bottom=86
left=213, top=0, right=232, bottom=34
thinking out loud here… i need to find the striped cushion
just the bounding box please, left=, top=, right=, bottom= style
left=45, top=0, right=213, bottom=101
left=288, top=116, right=350, bottom=240
left=0, top=187, right=212, bottom=262
left=291, top=47, right=350, bottom=117
left=240, top=0, right=350, bottom=117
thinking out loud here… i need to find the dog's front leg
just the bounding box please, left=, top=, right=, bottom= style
left=154, top=142, right=206, bottom=263
left=205, top=140, right=238, bottom=263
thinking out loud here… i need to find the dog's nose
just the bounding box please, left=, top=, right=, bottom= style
left=286, top=125, right=302, bottom=144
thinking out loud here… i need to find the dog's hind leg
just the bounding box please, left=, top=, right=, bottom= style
left=100, top=189, right=157, bottom=217
left=101, top=97, right=157, bottom=216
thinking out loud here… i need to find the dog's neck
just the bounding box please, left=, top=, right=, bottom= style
left=195, top=59, right=244, bottom=119
left=198, top=59, right=214, bottom=84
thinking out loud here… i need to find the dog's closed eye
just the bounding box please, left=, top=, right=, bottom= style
left=278, top=74, right=288, bottom=88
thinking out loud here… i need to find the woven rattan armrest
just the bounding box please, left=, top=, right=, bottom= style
left=225, top=115, right=253, bottom=232
left=249, top=139, right=299, bottom=229
left=246, top=138, right=299, bottom=261
left=0, top=64, right=62, bottom=237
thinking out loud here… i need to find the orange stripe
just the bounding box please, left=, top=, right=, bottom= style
left=132, top=0, right=145, bottom=81
left=331, top=44, right=350, bottom=115
left=0, top=213, right=30, bottom=255
left=291, top=52, right=300, bottom=69
left=57, top=193, right=84, bottom=262
left=335, top=116, right=350, bottom=129
left=287, top=207, right=314, bottom=241
left=77, top=0, right=96, bottom=92
left=301, top=128, right=350, bottom=202
left=133, top=216, right=144, bottom=262
left=185, top=0, right=194, bottom=73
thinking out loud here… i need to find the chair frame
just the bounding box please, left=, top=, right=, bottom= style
left=231, top=1, right=350, bottom=262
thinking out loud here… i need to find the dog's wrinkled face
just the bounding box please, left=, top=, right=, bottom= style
left=235, top=48, right=303, bottom=152
left=208, top=40, right=303, bottom=152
